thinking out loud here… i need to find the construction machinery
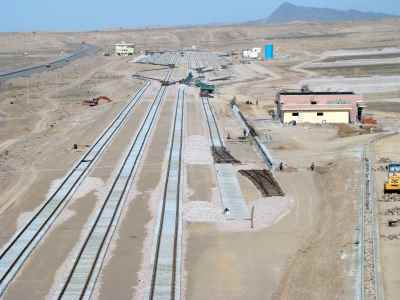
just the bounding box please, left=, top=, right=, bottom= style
left=180, top=72, right=193, bottom=85
left=195, top=79, right=215, bottom=97
left=195, top=79, right=215, bottom=93
left=83, top=96, right=112, bottom=107
left=384, top=162, right=400, bottom=193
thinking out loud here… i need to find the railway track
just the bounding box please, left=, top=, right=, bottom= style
left=192, top=53, right=202, bottom=71
left=0, top=79, right=151, bottom=296
left=194, top=52, right=224, bottom=149
left=57, top=56, right=176, bottom=299
left=201, top=96, right=223, bottom=147
left=360, top=149, right=379, bottom=300
left=201, top=95, right=241, bottom=162
left=149, top=85, right=185, bottom=300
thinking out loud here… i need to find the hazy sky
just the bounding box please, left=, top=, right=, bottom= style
left=2, top=0, right=399, bottom=32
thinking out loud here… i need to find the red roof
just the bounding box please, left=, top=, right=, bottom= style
left=278, top=93, right=365, bottom=122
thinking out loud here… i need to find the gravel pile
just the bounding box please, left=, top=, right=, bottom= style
left=380, top=194, right=400, bottom=202
left=384, top=207, right=400, bottom=216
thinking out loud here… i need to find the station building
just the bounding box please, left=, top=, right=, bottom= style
left=114, top=42, right=135, bottom=56
left=276, top=90, right=366, bottom=124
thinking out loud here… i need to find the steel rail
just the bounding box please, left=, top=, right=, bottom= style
left=201, top=97, right=223, bottom=148
left=58, top=56, right=176, bottom=300
left=149, top=85, right=185, bottom=300
left=195, top=53, right=225, bottom=150
left=0, top=80, right=151, bottom=296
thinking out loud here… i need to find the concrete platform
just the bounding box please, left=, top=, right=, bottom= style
left=215, top=164, right=250, bottom=220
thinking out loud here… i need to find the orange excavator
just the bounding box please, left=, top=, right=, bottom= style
left=82, top=96, right=112, bottom=107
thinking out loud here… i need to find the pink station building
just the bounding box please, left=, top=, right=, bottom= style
left=276, top=90, right=366, bottom=124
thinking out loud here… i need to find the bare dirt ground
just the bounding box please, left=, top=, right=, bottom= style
left=1, top=18, right=400, bottom=299
left=0, top=53, right=148, bottom=245
left=181, top=19, right=400, bottom=300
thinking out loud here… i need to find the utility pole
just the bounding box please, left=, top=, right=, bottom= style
left=250, top=205, right=255, bottom=229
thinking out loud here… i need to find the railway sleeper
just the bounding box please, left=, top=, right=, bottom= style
left=239, top=169, right=284, bottom=197
left=211, top=146, right=240, bottom=164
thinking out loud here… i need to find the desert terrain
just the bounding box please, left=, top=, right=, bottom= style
left=0, top=18, right=400, bottom=299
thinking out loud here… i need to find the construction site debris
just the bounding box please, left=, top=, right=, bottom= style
left=384, top=207, right=400, bottom=216
left=378, top=157, right=391, bottom=164
left=375, top=165, right=387, bottom=172
left=362, top=116, right=378, bottom=125
left=380, top=194, right=400, bottom=202
left=337, top=123, right=381, bottom=137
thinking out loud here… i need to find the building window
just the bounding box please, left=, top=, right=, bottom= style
left=292, top=112, right=299, bottom=116
left=317, top=112, right=324, bottom=116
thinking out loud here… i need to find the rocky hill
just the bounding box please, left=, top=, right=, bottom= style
left=256, top=2, right=396, bottom=24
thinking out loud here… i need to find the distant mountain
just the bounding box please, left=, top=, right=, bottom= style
left=255, top=2, right=396, bottom=24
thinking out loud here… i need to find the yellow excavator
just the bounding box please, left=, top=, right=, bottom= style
left=384, top=163, right=400, bottom=193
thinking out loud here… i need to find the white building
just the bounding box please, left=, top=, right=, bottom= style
left=242, top=48, right=261, bottom=59
left=114, top=42, right=135, bottom=56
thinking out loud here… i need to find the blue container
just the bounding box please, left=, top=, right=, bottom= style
left=264, top=44, right=274, bottom=60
